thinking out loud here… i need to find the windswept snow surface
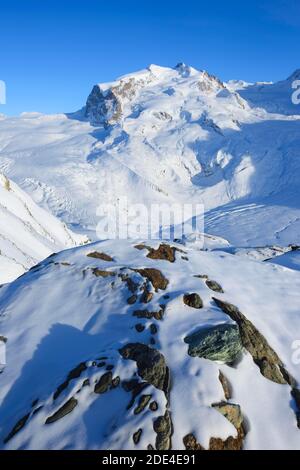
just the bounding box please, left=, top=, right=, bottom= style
left=0, top=64, right=299, bottom=246
left=0, top=173, right=87, bottom=284
left=0, top=240, right=299, bottom=450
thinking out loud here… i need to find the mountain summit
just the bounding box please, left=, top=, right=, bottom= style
left=0, top=64, right=300, bottom=246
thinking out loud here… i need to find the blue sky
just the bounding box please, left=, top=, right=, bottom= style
left=1, top=0, right=300, bottom=115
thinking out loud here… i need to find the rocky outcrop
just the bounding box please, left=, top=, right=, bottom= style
left=53, top=362, right=87, bottom=400
left=133, top=306, right=165, bottom=320
left=153, top=411, right=173, bottom=450
left=85, top=77, right=141, bottom=126
left=119, top=343, right=168, bottom=392
left=205, top=279, right=224, bottom=293
left=87, top=251, right=114, bottom=262
left=133, top=428, right=143, bottom=445
left=212, top=402, right=243, bottom=430
left=184, top=324, right=242, bottom=364
left=4, top=413, right=30, bottom=444
left=45, top=397, right=78, bottom=424
left=183, top=433, right=204, bottom=450
left=134, top=268, right=169, bottom=291
left=183, top=403, right=245, bottom=451
left=134, top=395, right=152, bottom=415
left=94, top=372, right=113, bottom=394
left=135, top=243, right=179, bottom=263
left=213, top=298, right=292, bottom=384
left=183, top=293, right=203, bottom=309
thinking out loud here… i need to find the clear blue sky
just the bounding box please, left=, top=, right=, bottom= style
left=1, top=0, right=300, bottom=115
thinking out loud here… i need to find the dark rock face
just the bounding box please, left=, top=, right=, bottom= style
left=183, top=293, right=203, bottom=309
left=153, top=411, right=173, bottom=450
left=54, top=362, right=87, bottom=400
left=119, top=343, right=168, bottom=391
left=147, top=244, right=177, bottom=263
left=94, top=372, right=113, bottom=394
left=209, top=431, right=244, bottom=450
left=135, top=323, right=145, bottom=333
left=184, top=324, right=242, bottom=364
left=134, top=395, right=152, bottom=414
left=133, top=307, right=165, bottom=320
left=291, top=388, right=300, bottom=428
left=140, top=289, right=154, bottom=304
left=205, top=279, right=224, bottom=293
left=213, top=298, right=290, bottom=384
left=45, top=397, right=78, bottom=424
left=150, top=324, right=158, bottom=335
left=86, top=251, right=114, bottom=262
left=85, top=85, right=122, bottom=126
left=134, top=243, right=180, bottom=263
left=149, top=401, right=158, bottom=412
left=183, top=433, right=204, bottom=450
left=133, top=428, right=143, bottom=445
left=127, top=295, right=137, bottom=305
left=119, top=273, right=139, bottom=293
left=4, top=413, right=30, bottom=443
left=134, top=268, right=169, bottom=291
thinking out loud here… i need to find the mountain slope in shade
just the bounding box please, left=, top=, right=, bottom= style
left=0, top=64, right=299, bottom=247
left=0, top=239, right=299, bottom=450
left=0, top=173, right=88, bottom=284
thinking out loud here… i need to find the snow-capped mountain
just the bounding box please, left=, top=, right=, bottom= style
left=0, top=173, right=87, bottom=284
left=0, top=64, right=300, bottom=451
left=0, top=64, right=299, bottom=246
left=0, top=240, right=299, bottom=450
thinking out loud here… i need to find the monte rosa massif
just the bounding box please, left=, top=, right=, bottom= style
left=0, top=63, right=300, bottom=450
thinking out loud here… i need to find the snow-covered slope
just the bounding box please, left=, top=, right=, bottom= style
left=0, top=173, right=87, bottom=284
left=0, top=64, right=300, bottom=246
left=228, top=70, right=300, bottom=116
left=0, top=240, right=299, bottom=450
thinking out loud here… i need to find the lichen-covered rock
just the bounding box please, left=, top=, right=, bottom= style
left=184, top=324, right=243, bottom=363
left=87, top=251, right=114, bottom=262
left=94, top=372, right=113, bottom=394
left=183, top=433, right=204, bottom=450
left=134, top=268, right=169, bottom=291
left=183, top=293, right=203, bottom=309
left=212, top=402, right=243, bottom=430
left=45, top=397, right=78, bottom=424
left=153, top=411, right=173, bottom=450
left=146, top=244, right=176, bottom=263
left=119, top=343, right=168, bottom=391
left=133, top=428, right=143, bottom=445
left=133, top=307, right=165, bottom=320
left=213, top=298, right=290, bottom=384
left=206, top=279, right=224, bottom=293
left=134, top=395, right=152, bottom=414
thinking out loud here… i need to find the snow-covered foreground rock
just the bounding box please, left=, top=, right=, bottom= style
left=0, top=64, right=300, bottom=246
left=0, top=173, right=87, bottom=284
left=0, top=240, right=299, bottom=450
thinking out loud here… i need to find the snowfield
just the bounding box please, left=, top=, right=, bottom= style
left=0, top=63, right=300, bottom=451
left=0, top=173, right=88, bottom=284
left=0, top=64, right=299, bottom=246
left=0, top=240, right=300, bottom=450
